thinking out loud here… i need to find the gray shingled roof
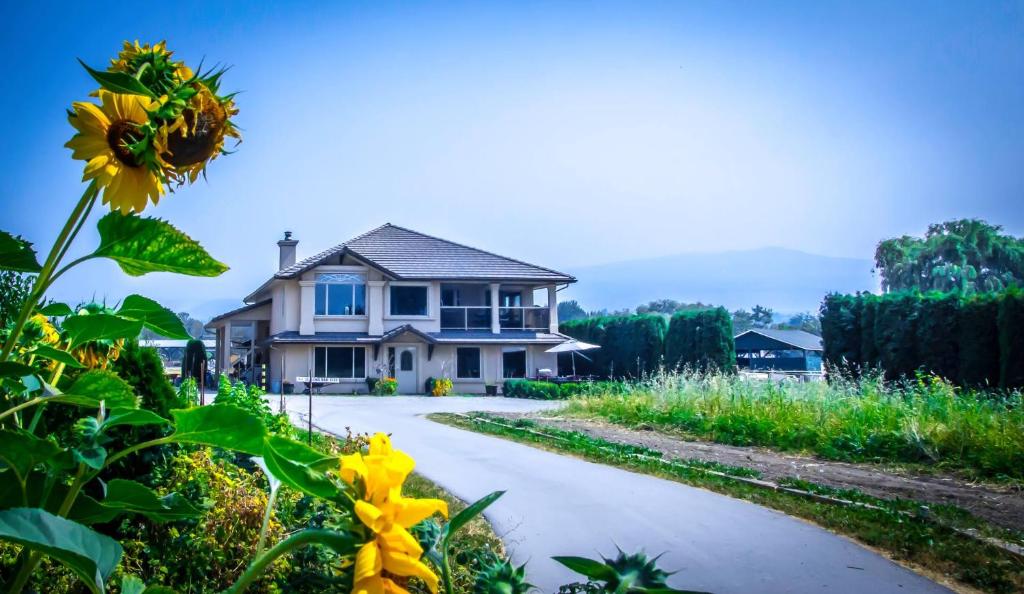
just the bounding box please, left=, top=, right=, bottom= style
left=275, top=224, right=575, bottom=283
left=735, top=328, right=823, bottom=351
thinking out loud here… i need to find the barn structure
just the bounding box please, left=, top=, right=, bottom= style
left=734, top=328, right=823, bottom=372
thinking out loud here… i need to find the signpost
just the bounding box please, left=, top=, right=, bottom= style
left=294, top=375, right=342, bottom=444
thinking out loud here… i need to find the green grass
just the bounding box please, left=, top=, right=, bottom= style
left=433, top=412, right=1024, bottom=594
left=557, top=372, right=1024, bottom=480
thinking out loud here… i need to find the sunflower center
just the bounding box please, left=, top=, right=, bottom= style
left=163, top=101, right=227, bottom=167
left=106, top=120, right=143, bottom=167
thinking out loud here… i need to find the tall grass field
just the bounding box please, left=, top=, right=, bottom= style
left=559, top=373, right=1024, bottom=479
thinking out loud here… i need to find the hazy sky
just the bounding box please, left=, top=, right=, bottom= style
left=1, top=1, right=1021, bottom=315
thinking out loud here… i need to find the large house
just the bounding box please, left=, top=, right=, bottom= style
left=207, top=224, right=576, bottom=394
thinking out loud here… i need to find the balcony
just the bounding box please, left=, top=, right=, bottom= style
left=440, top=306, right=492, bottom=330
left=500, top=306, right=550, bottom=330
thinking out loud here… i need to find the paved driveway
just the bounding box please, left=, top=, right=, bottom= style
left=280, top=395, right=950, bottom=594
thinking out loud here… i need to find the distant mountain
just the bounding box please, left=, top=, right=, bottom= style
left=560, top=247, right=876, bottom=314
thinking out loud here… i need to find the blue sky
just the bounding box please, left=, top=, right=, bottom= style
left=1, top=1, right=1021, bottom=315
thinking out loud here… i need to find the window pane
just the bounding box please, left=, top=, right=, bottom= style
left=327, top=347, right=353, bottom=378
left=317, top=273, right=365, bottom=283
left=400, top=350, right=414, bottom=371
left=354, top=348, right=365, bottom=378
left=391, top=286, right=428, bottom=316
left=457, top=347, right=481, bottom=379
left=503, top=350, right=527, bottom=379
left=500, top=291, right=522, bottom=307
left=441, top=287, right=457, bottom=306
left=314, top=347, right=326, bottom=377
left=328, top=284, right=354, bottom=315
left=314, top=284, right=327, bottom=316
left=353, top=284, right=366, bottom=315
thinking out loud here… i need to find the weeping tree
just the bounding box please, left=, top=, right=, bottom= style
left=874, top=219, right=1024, bottom=294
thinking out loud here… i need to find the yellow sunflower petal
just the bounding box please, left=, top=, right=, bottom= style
left=379, top=547, right=439, bottom=593
left=382, top=578, right=413, bottom=594
left=354, top=541, right=383, bottom=582
left=355, top=500, right=388, bottom=534
left=340, top=452, right=368, bottom=485
left=394, top=497, right=448, bottom=527
left=354, top=576, right=386, bottom=594
left=369, top=433, right=393, bottom=456
left=69, top=102, right=110, bottom=136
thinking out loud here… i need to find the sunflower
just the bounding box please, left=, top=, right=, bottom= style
left=65, top=90, right=167, bottom=214
left=340, top=433, right=448, bottom=594
left=160, top=85, right=240, bottom=182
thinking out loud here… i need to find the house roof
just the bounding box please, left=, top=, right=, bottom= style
left=275, top=224, right=576, bottom=283
left=734, top=328, right=823, bottom=351
left=207, top=299, right=272, bottom=326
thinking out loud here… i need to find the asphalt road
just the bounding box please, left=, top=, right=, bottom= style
left=280, top=395, right=951, bottom=594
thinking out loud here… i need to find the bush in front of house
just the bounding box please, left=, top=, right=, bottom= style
left=503, top=379, right=629, bottom=399
left=503, top=379, right=561, bottom=399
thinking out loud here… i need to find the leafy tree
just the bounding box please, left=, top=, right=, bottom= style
left=557, top=300, right=588, bottom=322
left=874, top=219, right=1024, bottom=293
left=731, top=309, right=754, bottom=333
left=751, top=305, right=775, bottom=328
left=0, top=270, right=32, bottom=328
left=779, top=312, right=822, bottom=335
left=635, top=299, right=712, bottom=315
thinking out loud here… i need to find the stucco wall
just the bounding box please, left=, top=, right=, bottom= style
left=268, top=342, right=559, bottom=395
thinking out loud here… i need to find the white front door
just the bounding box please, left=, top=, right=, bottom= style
left=396, top=346, right=418, bottom=394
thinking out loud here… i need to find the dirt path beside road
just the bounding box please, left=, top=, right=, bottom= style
left=505, top=414, right=1024, bottom=533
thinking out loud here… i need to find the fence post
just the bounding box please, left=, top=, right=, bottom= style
left=307, top=367, right=313, bottom=445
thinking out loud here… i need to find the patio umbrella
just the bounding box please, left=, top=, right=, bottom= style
left=545, top=339, right=600, bottom=377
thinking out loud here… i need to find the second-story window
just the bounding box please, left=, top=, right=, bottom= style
left=390, top=285, right=428, bottom=316
left=315, top=273, right=366, bottom=316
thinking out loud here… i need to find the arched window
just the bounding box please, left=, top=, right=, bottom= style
left=400, top=350, right=414, bottom=371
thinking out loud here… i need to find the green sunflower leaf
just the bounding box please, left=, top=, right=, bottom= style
left=167, top=404, right=267, bottom=455
left=78, top=59, right=155, bottom=98
left=261, top=436, right=341, bottom=500
left=0, top=507, right=122, bottom=594
left=442, top=490, right=504, bottom=547
left=551, top=556, right=619, bottom=581
left=0, top=230, right=42, bottom=272
left=62, top=313, right=142, bottom=348
left=38, top=302, right=75, bottom=316
left=0, top=429, right=62, bottom=484
left=31, top=345, right=85, bottom=368
left=93, top=213, right=228, bottom=277
left=49, top=370, right=138, bottom=410
left=115, top=295, right=190, bottom=339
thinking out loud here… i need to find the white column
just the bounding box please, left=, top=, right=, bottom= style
left=222, top=321, right=232, bottom=371
left=299, top=281, right=315, bottom=335
left=368, top=280, right=385, bottom=336
left=490, top=283, right=501, bottom=334
left=548, top=285, right=559, bottom=333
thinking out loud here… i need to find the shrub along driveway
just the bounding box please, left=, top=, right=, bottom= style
left=280, top=395, right=951, bottom=594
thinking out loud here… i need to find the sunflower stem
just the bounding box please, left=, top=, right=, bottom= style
left=0, top=181, right=99, bottom=363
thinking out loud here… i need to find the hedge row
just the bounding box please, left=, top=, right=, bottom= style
left=559, top=308, right=734, bottom=378
left=502, top=379, right=628, bottom=400
left=820, top=289, right=1024, bottom=388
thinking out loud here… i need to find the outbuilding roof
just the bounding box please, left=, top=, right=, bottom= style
left=734, top=328, right=823, bottom=351
left=275, top=224, right=575, bottom=283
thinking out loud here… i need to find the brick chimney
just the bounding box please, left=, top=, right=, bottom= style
left=277, top=231, right=298, bottom=270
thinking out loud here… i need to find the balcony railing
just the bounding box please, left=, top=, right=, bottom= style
left=440, top=306, right=491, bottom=330
left=500, top=306, right=550, bottom=330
